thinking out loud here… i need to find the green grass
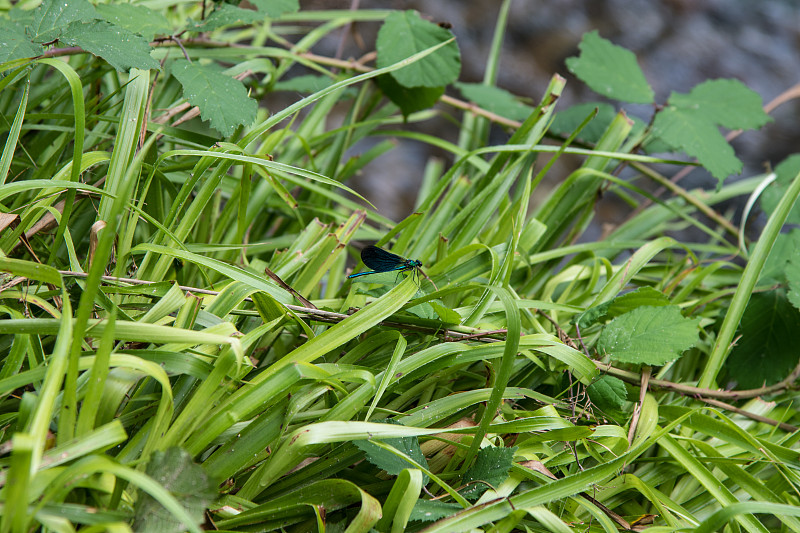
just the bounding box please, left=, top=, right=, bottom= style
left=1, top=1, right=800, bottom=532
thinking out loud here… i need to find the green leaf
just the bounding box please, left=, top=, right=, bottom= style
left=353, top=424, right=429, bottom=484
left=430, top=301, right=461, bottom=324
left=460, top=446, right=517, bottom=501
left=95, top=4, right=172, bottom=41
left=273, top=74, right=335, bottom=94
left=550, top=102, right=617, bottom=144
left=29, top=0, right=97, bottom=43
left=171, top=59, right=257, bottom=136
left=759, top=229, right=800, bottom=284
left=587, top=375, right=627, bottom=411
left=565, top=30, right=654, bottom=104
left=787, top=249, right=800, bottom=312
left=668, top=79, right=772, bottom=130
left=597, top=306, right=700, bottom=365
left=249, top=0, right=299, bottom=18
left=193, top=4, right=263, bottom=31
left=760, top=154, right=800, bottom=224
left=132, top=447, right=215, bottom=533
left=375, top=73, right=444, bottom=117
left=60, top=20, right=159, bottom=72
left=455, top=82, right=533, bottom=121
left=410, top=499, right=463, bottom=522
left=376, top=10, right=460, bottom=88
left=725, top=290, right=800, bottom=388
left=575, top=286, right=671, bottom=328
left=651, top=106, right=741, bottom=181
left=0, top=20, right=43, bottom=63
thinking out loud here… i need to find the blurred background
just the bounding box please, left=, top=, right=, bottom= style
left=285, top=0, right=800, bottom=225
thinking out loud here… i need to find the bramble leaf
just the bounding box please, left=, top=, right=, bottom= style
left=249, top=0, right=299, bottom=18
left=725, top=290, right=800, bottom=388
left=132, top=448, right=215, bottom=533
left=193, top=4, right=263, bottom=31
left=456, top=82, right=533, bottom=121
left=95, top=3, right=171, bottom=41
left=376, top=74, right=444, bottom=117
left=171, top=59, right=257, bottom=136
left=651, top=106, right=741, bottom=181
left=460, top=446, right=516, bottom=501
left=29, top=0, right=97, bottom=43
left=587, top=375, right=628, bottom=411
left=353, top=423, right=429, bottom=484
left=0, top=20, right=43, bottom=64
left=576, top=286, right=671, bottom=328
left=60, top=20, right=160, bottom=72
left=760, top=154, right=800, bottom=224
left=410, top=499, right=462, bottom=522
left=668, top=79, right=771, bottom=130
left=376, top=10, right=460, bottom=88
left=597, top=306, right=700, bottom=365
left=565, top=30, right=654, bottom=104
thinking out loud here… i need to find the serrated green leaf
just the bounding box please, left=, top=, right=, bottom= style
left=576, top=286, right=671, bottom=328
left=410, top=499, right=463, bottom=522
left=550, top=102, right=617, bottom=144
left=587, top=375, right=627, bottom=411
left=0, top=20, right=43, bottom=64
left=761, top=154, right=800, bottom=223
left=95, top=4, right=171, bottom=41
left=668, top=79, right=772, bottom=130
left=193, top=4, right=263, bottom=31
left=759, top=229, right=800, bottom=284
left=597, top=305, right=700, bottom=365
left=460, top=446, right=517, bottom=501
left=132, top=447, right=215, bottom=533
left=375, top=73, right=444, bottom=117
left=565, top=30, right=654, bottom=104
left=249, top=0, right=299, bottom=18
left=725, top=290, right=800, bottom=388
left=60, top=20, right=160, bottom=72
left=651, top=106, right=742, bottom=181
left=786, top=249, right=800, bottom=311
left=376, top=10, right=460, bottom=88
left=455, top=82, right=533, bottom=121
left=353, top=430, right=429, bottom=484
left=29, top=0, right=97, bottom=43
left=171, top=59, right=257, bottom=136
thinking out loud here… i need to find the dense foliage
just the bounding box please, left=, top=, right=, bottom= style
left=2, top=0, right=800, bottom=532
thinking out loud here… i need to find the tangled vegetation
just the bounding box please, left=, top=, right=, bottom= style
left=2, top=0, right=800, bottom=531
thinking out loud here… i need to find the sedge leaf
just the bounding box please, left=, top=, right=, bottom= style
left=171, top=59, right=257, bottom=136
left=376, top=10, right=460, bottom=88
left=597, top=305, right=700, bottom=365
left=565, top=30, right=654, bottom=104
